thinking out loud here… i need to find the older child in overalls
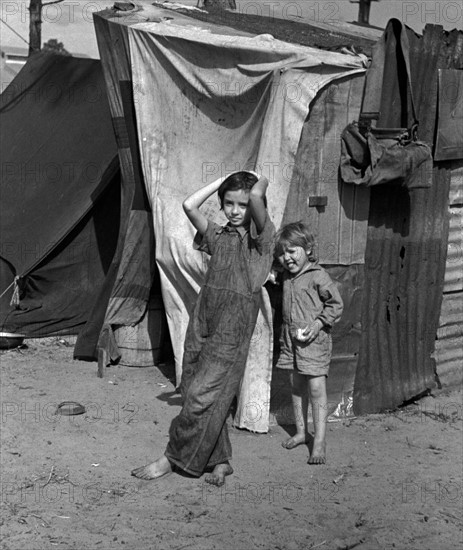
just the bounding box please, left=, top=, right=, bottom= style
left=132, top=171, right=274, bottom=485
left=275, top=222, right=343, bottom=464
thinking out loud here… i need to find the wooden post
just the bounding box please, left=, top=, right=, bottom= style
left=358, top=0, right=372, bottom=25
left=28, top=0, right=42, bottom=56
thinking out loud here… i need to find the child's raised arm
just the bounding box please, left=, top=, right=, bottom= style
left=183, top=176, right=227, bottom=236
left=249, top=174, right=269, bottom=233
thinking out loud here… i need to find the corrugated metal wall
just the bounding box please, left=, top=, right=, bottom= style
left=443, top=166, right=463, bottom=291
left=353, top=25, right=463, bottom=414
left=434, top=163, right=463, bottom=385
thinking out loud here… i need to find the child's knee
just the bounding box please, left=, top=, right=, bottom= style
left=309, top=380, right=326, bottom=400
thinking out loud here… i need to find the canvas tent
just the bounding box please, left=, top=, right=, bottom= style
left=0, top=52, right=120, bottom=338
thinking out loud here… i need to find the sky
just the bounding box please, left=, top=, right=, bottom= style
left=0, top=0, right=461, bottom=58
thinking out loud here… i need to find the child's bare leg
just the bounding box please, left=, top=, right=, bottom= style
left=307, top=376, right=327, bottom=464
left=131, top=455, right=172, bottom=480
left=282, top=371, right=309, bottom=449
left=204, top=462, right=234, bottom=487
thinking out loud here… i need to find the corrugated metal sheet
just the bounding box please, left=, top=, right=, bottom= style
left=444, top=206, right=463, bottom=291
left=433, top=333, right=463, bottom=386
left=434, top=162, right=463, bottom=384
left=281, top=73, right=370, bottom=265
left=436, top=209, right=462, bottom=387
left=438, top=291, right=463, bottom=330
left=436, top=290, right=463, bottom=385
left=437, top=322, right=463, bottom=340
left=443, top=162, right=463, bottom=292
left=354, top=25, right=463, bottom=414
left=448, top=164, right=463, bottom=206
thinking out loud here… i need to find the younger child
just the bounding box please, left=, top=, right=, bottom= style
left=132, top=171, right=274, bottom=485
left=275, top=222, right=343, bottom=464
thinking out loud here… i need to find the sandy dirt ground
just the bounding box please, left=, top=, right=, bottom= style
left=1, top=337, right=462, bottom=550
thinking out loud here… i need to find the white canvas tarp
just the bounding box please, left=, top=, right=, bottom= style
left=128, top=21, right=365, bottom=431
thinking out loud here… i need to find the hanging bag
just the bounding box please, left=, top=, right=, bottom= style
left=340, top=19, right=433, bottom=189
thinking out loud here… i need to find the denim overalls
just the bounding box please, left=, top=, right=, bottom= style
left=165, top=214, right=275, bottom=476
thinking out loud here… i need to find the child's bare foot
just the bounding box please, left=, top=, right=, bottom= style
left=204, top=462, right=233, bottom=487
left=308, top=441, right=326, bottom=464
left=281, top=434, right=309, bottom=450
left=131, top=455, right=172, bottom=480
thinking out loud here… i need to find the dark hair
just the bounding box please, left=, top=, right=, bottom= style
left=217, top=171, right=258, bottom=209
left=274, top=221, right=317, bottom=262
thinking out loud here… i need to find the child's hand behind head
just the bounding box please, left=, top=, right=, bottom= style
left=246, top=170, right=259, bottom=178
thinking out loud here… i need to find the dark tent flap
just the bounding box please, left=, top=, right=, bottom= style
left=0, top=52, right=118, bottom=276
left=0, top=178, right=120, bottom=337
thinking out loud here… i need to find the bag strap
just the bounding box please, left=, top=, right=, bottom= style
left=360, top=18, right=418, bottom=133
